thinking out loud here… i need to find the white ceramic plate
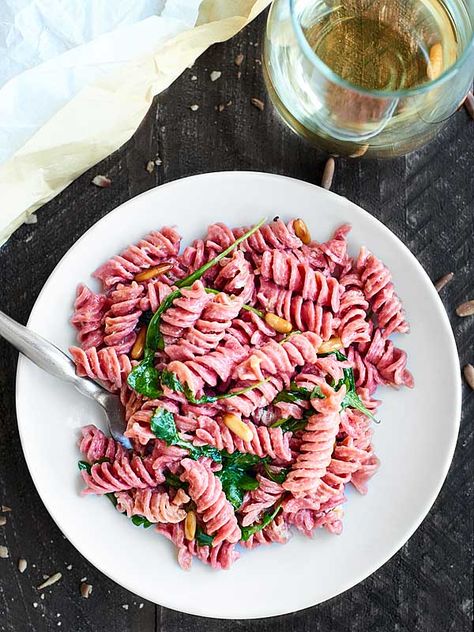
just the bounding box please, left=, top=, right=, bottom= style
left=16, top=172, right=461, bottom=619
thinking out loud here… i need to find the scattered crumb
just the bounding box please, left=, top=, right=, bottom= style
left=122, top=604, right=129, bottom=610
left=91, top=175, right=111, bottom=188
left=155, top=157, right=162, bottom=166
left=255, top=58, right=262, bottom=65
left=0, top=517, right=6, bottom=527
left=237, top=71, right=241, bottom=79
left=210, top=70, right=221, bottom=82
left=146, top=160, right=155, bottom=174
left=24, top=214, right=38, bottom=225
left=254, top=42, right=259, bottom=47
left=189, top=104, right=199, bottom=111
left=57, top=613, right=61, bottom=617
left=37, top=572, right=62, bottom=590
left=139, top=603, right=144, bottom=609
left=1, top=506, right=11, bottom=512
left=216, top=104, right=225, bottom=112
left=234, top=53, right=244, bottom=67
left=80, top=577, right=87, bottom=582
left=57, top=623, right=61, bottom=627
left=66, top=564, right=72, bottom=571
left=191, top=75, right=197, bottom=81
left=250, top=97, right=265, bottom=111
left=0, top=545, right=9, bottom=559
left=43, top=574, right=49, bottom=580
left=40, top=594, right=45, bottom=600
left=33, top=602, right=38, bottom=608
left=80, top=582, right=93, bottom=599
left=18, top=558, right=27, bottom=573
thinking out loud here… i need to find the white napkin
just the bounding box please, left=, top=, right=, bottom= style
left=0, top=0, right=271, bottom=245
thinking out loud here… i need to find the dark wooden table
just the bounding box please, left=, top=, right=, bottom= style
left=0, top=12, right=472, bottom=632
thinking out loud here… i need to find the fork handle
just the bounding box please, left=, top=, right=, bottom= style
left=0, top=310, right=104, bottom=401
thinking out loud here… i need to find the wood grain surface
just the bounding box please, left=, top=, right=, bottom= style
left=0, top=13, right=472, bottom=632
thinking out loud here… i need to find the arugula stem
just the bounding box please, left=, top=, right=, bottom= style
left=175, top=218, right=266, bottom=289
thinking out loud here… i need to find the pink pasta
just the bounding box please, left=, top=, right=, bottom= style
left=115, top=488, right=190, bottom=524
left=283, top=385, right=345, bottom=496
left=69, top=346, right=131, bottom=390
left=73, top=217, right=413, bottom=570
left=94, top=226, right=181, bottom=290
left=103, top=282, right=144, bottom=353
left=180, top=458, right=241, bottom=545
left=71, top=284, right=108, bottom=349
left=194, top=417, right=292, bottom=461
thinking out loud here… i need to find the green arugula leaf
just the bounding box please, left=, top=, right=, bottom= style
left=240, top=504, right=283, bottom=541
left=106, top=493, right=117, bottom=507
left=273, top=381, right=324, bottom=404
left=165, top=473, right=184, bottom=489
left=216, top=452, right=260, bottom=510
left=221, top=452, right=261, bottom=469
left=195, top=527, right=214, bottom=547
left=262, top=462, right=288, bottom=484
left=78, top=460, right=91, bottom=474
left=160, top=369, right=184, bottom=392
left=149, top=407, right=222, bottom=463
left=131, top=515, right=153, bottom=528
left=150, top=407, right=179, bottom=444
left=187, top=444, right=223, bottom=463
left=269, top=416, right=308, bottom=433
left=325, top=351, right=378, bottom=422
left=175, top=219, right=266, bottom=289
left=127, top=349, right=162, bottom=399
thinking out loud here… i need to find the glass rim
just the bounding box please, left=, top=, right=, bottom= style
left=289, top=0, right=474, bottom=99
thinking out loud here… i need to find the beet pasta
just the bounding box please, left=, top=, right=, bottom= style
left=72, top=217, right=413, bottom=570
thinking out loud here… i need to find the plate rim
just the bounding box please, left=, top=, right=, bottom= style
left=15, top=170, right=462, bottom=619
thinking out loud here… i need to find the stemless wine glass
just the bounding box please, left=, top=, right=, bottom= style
left=263, top=0, right=474, bottom=157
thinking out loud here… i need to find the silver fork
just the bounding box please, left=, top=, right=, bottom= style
left=0, top=310, right=132, bottom=450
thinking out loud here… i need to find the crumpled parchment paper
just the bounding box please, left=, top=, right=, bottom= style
left=0, top=0, right=271, bottom=245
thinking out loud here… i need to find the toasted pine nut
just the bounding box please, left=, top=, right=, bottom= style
left=130, top=326, right=147, bottom=360
left=293, top=218, right=311, bottom=245
left=184, top=511, right=197, bottom=541
left=134, top=263, right=172, bottom=282
left=427, top=43, right=443, bottom=80
left=318, top=336, right=343, bottom=354
left=222, top=413, right=254, bottom=442
left=321, top=157, right=335, bottom=190
left=456, top=300, right=474, bottom=317
left=463, top=364, right=474, bottom=390
left=265, top=313, right=293, bottom=334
